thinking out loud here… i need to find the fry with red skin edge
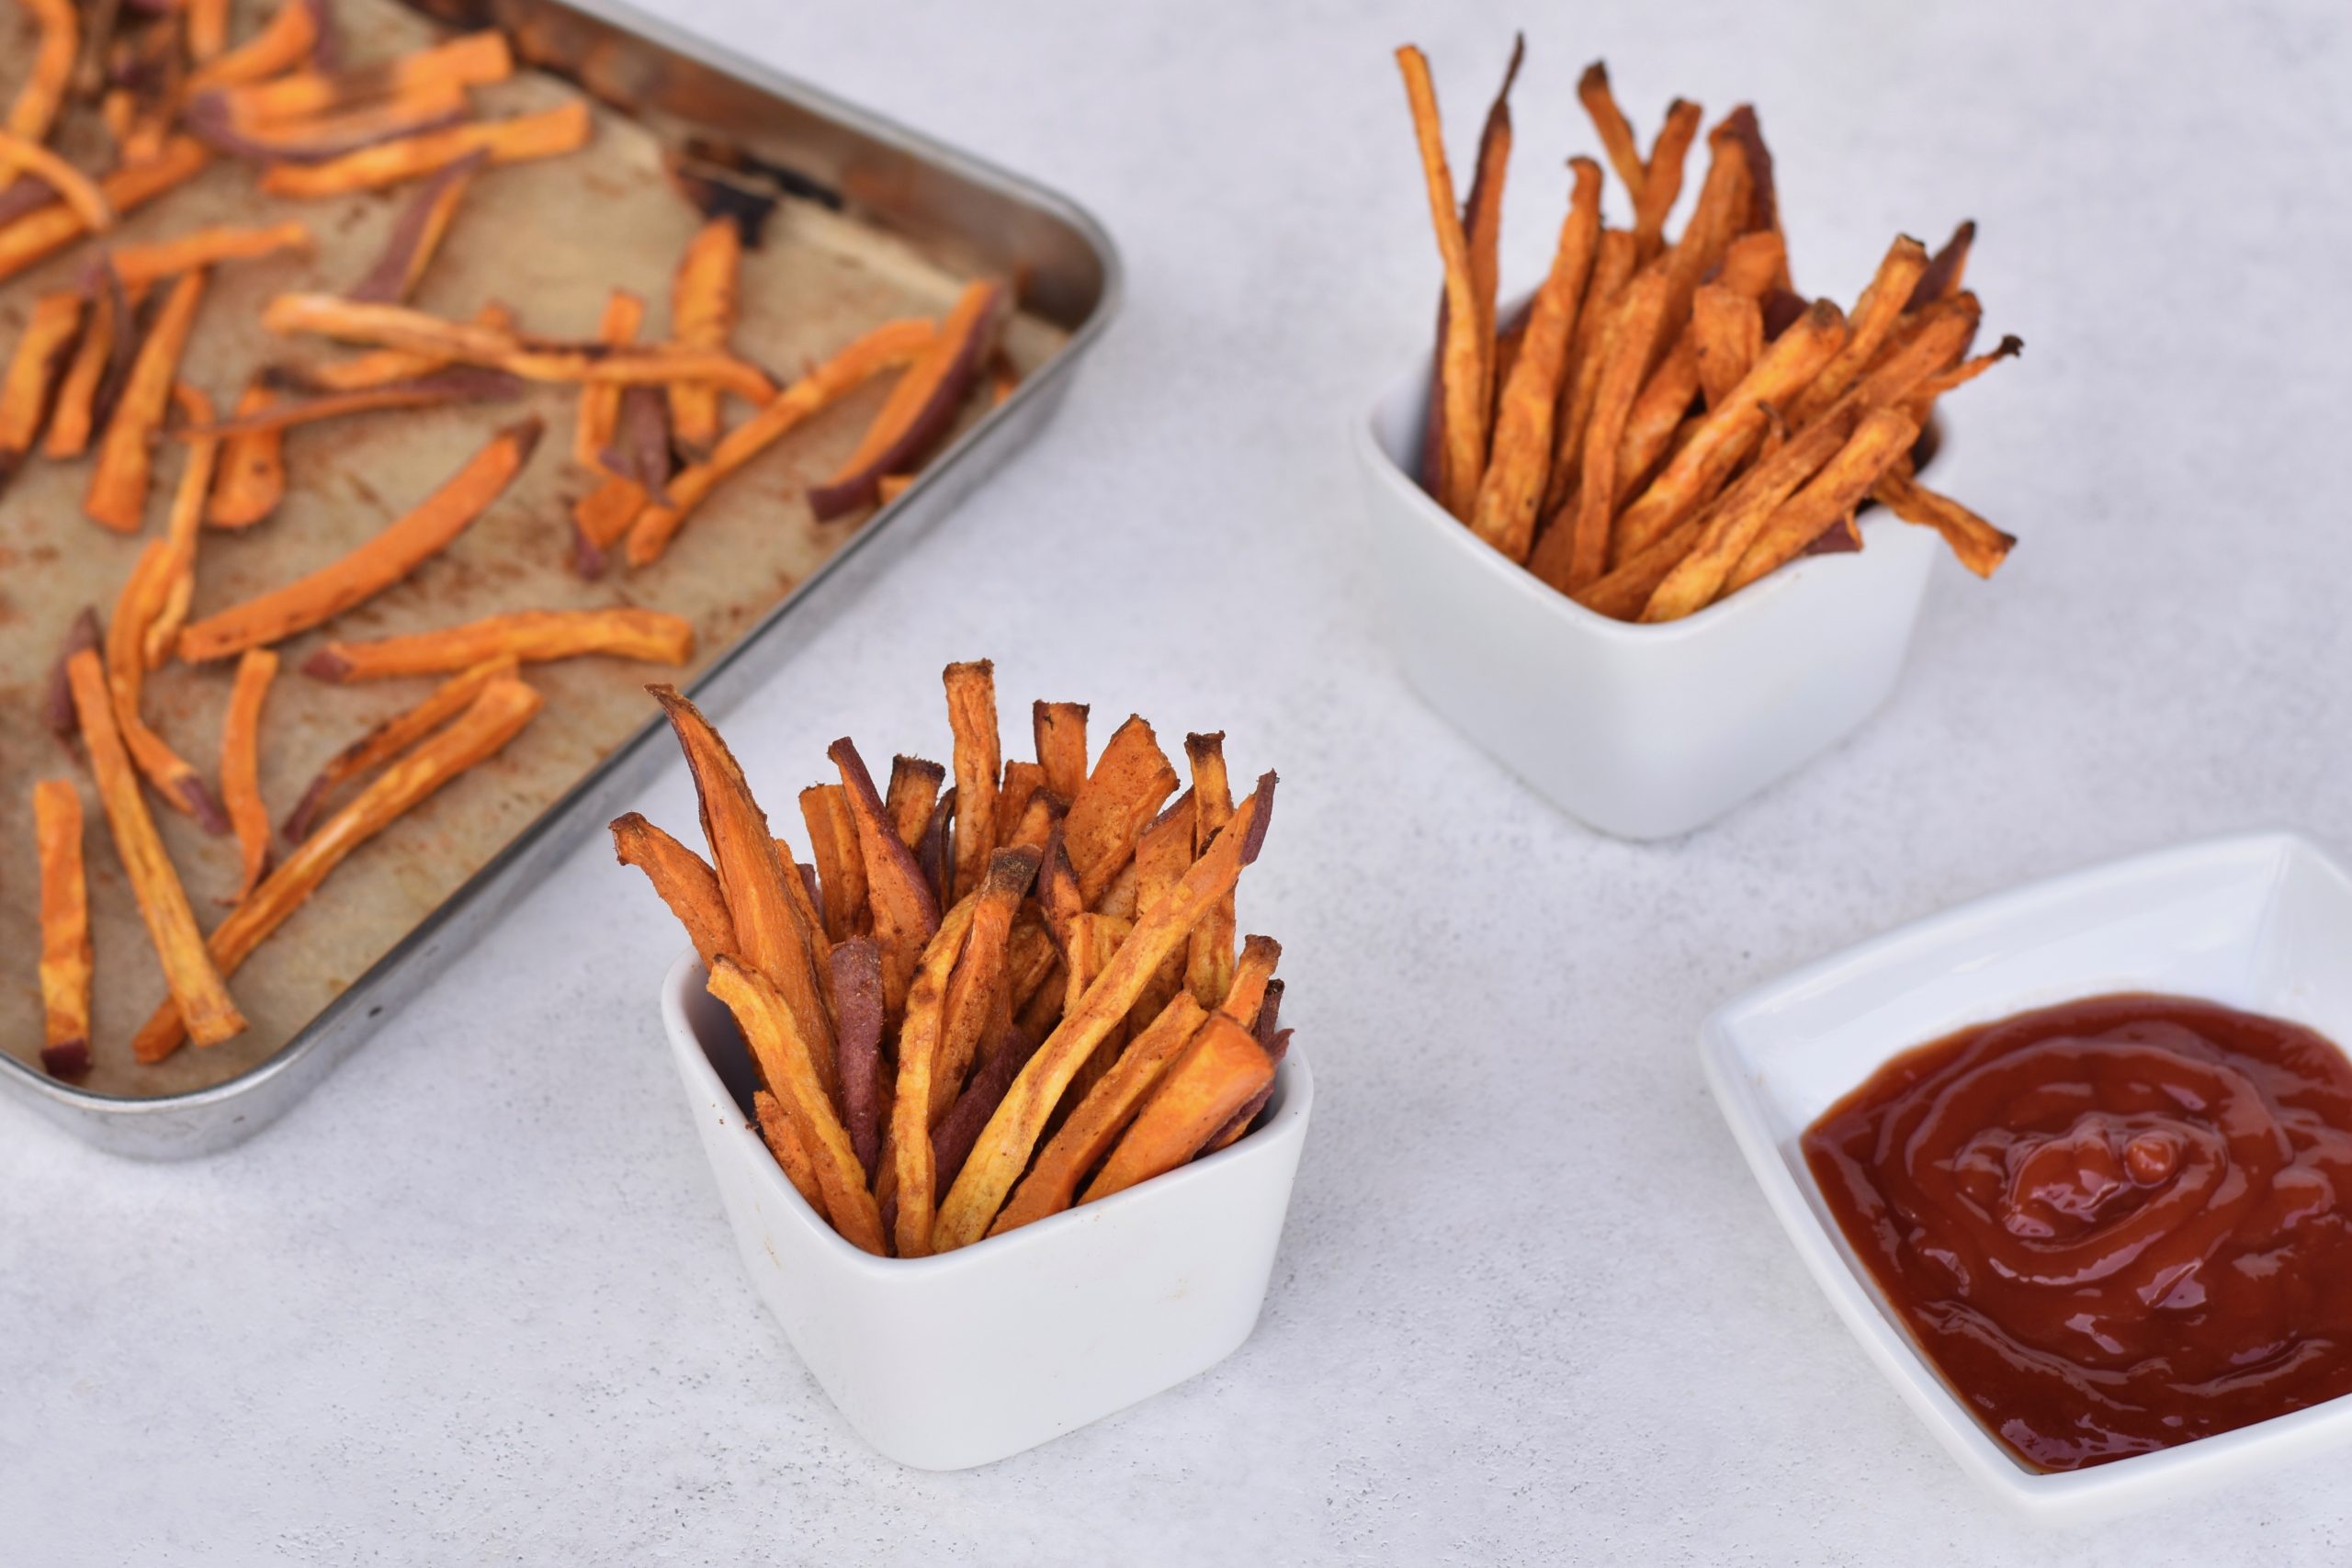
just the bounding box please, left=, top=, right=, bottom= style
left=1632, top=98, right=1703, bottom=259
left=1461, top=35, right=1522, bottom=381
left=93, top=220, right=313, bottom=289
left=798, top=784, right=867, bottom=942
left=933, top=1024, right=1040, bottom=1194
left=134, top=676, right=545, bottom=1062
left=1035, top=828, right=1083, bottom=950
left=806, top=280, right=1004, bottom=519
left=989, top=991, right=1209, bottom=1235
left=107, top=539, right=229, bottom=832
left=1640, top=405, right=1860, bottom=622
left=650, top=683, right=837, bottom=1097
left=0, top=290, right=80, bottom=491
left=66, top=649, right=247, bottom=1047
left=187, top=0, right=326, bottom=92
left=195, top=368, right=524, bottom=438
left=609, top=811, right=734, bottom=972
left=666, top=218, right=738, bottom=456
left=825, top=938, right=886, bottom=1178
left=577, top=288, right=642, bottom=468
left=619, top=317, right=933, bottom=565
left=774, top=833, right=830, bottom=966
left=885, top=754, right=944, bottom=851
left=1723, top=408, right=1920, bottom=593
left=1871, top=459, right=2015, bottom=579
left=1690, top=285, right=1762, bottom=412
left=0, top=137, right=209, bottom=285
left=1714, top=106, right=1787, bottom=285
left=708, top=956, right=885, bottom=1255
left=1594, top=299, right=1849, bottom=568
left=1577, top=62, right=1646, bottom=203
left=283, top=302, right=515, bottom=393
left=994, top=759, right=1046, bottom=850
left=1906, top=220, right=1974, bottom=310
left=42, top=607, right=100, bottom=737
left=571, top=475, right=643, bottom=570
left=1784, top=233, right=1929, bottom=427
left=205, top=30, right=512, bottom=126
left=1207, top=1026, right=1290, bottom=1155
left=7, top=0, right=76, bottom=147
left=1217, top=935, right=1281, bottom=1029
left=1542, top=228, right=1638, bottom=518
left=1395, top=46, right=1488, bottom=522
left=1544, top=266, right=1669, bottom=592
left=942, top=660, right=1000, bottom=902
left=0, top=132, right=112, bottom=231
left=346, top=149, right=481, bottom=304
left=262, top=101, right=593, bottom=197
left=190, top=83, right=470, bottom=164
left=1032, top=700, right=1089, bottom=806
left=828, top=736, right=942, bottom=1019
left=206, top=379, right=288, bottom=526
left=261, top=293, right=777, bottom=405
left=752, top=1087, right=828, bottom=1219
left=1469, top=157, right=1601, bottom=564
left=1182, top=732, right=1236, bottom=1007
left=933, top=847, right=1040, bottom=1123
left=888, top=893, right=982, bottom=1255
left=44, top=267, right=124, bottom=459
left=933, top=773, right=1273, bottom=1251
left=85, top=268, right=203, bottom=531
left=220, top=649, right=277, bottom=904
left=284, top=655, right=518, bottom=840
left=1062, top=714, right=1178, bottom=905
left=33, top=777, right=92, bottom=1078
left=178, top=417, right=539, bottom=661
left=1081, top=1015, right=1272, bottom=1206
left=144, top=383, right=220, bottom=668
left=304, top=606, right=693, bottom=682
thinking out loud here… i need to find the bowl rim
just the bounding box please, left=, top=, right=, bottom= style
left=1697, top=828, right=2352, bottom=1520
left=664, top=948, right=1316, bottom=1280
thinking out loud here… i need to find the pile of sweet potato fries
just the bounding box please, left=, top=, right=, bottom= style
left=2, top=1, right=1012, bottom=1078
left=1396, top=39, right=2018, bottom=620
left=616, top=662, right=1292, bottom=1256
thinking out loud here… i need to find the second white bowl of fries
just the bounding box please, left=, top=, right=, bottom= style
left=1361, top=44, right=2020, bottom=840
left=623, top=662, right=1311, bottom=1468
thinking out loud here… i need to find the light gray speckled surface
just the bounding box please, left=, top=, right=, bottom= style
left=8, top=1, right=2352, bottom=1562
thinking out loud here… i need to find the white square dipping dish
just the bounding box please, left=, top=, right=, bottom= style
left=662, top=951, right=1315, bottom=1471
left=1699, top=830, right=2352, bottom=1525
left=1354, top=342, right=1941, bottom=840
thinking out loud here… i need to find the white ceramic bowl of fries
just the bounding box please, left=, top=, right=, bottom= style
left=664, top=951, right=1314, bottom=1471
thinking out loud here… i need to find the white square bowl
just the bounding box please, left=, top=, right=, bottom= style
left=662, top=951, right=1315, bottom=1471
left=1699, top=830, right=2352, bottom=1525
left=1354, top=345, right=1941, bottom=840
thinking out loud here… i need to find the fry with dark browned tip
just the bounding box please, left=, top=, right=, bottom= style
left=1577, top=61, right=1646, bottom=201
left=1638, top=405, right=1860, bottom=622
left=888, top=894, right=982, bottom=1256
left=1182, top=732, right=1237, bottom=1007
left=33, top=776, right=91, bottom=1079
left=262, top=101, right=594, bottom=198
left=1460, top=34, right=1523, bottom=376
left=1543, top=266, right=1671, bottom=592
left=829, top=735, right=942, bottom=1018
left=347, top=150, right=484, bottom=304
left=806, top=281, right=1004, bottom=520
left=86, top=267, right=204, bottom=532
left=1785, top=233, right=1930, bottom=427
left=1080, top=1014, right=1273, bottom=1206
left=67, top=649, right=247, bottom=1049
left=1907, top=220, right=1975, bottom=310
left=1872, top=458, right=2015, bottom=579
left=1395, top=45, right=1489, bottom=522
left=43, top=266, right=127, bottom=460
left=132, top=676, right=545, bottom=1064
left=187, top=0, right=329, bottom=94
left=284, top=656, right=518, bottom=840
left=1632, top=98, right=1704, bottom=259
left=798, top=783, right=867, bottom=943
left=303, top=606, right=694, bottom=682
left=610, top=811, right=735, bottom=972
left=191, top=84, right=470, bottom=164
left=933, top=845, right=1039, bottom=1124
left=942, top=660, right=1001, bottom=902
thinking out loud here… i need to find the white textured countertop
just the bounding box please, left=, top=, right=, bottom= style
left=9, top=1, right=2352, bottom=1562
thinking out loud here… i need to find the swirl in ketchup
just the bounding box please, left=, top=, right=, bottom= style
left=1804, top=994, right=2352, bottom=1471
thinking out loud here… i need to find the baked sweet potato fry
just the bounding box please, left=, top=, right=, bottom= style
left=941, top=659, right=1001, bottom=902
left=884, top=754, right=944, bottom=852
left=192, top=83, right=471, bottom=164
left=1061, top=714, right=1179, bottom=905
left=107, top=537, right=228, bottom=831
left=205, top=378, right=288, bottom=526
left=220, top=649, right=278, bottom=904
left=206, top=28, right=512, bottom=126
left=41, top=606, right=99, bottom=738
left=86, top=267, right=204, bottom=532
left=178, top=416, right=540, bottom=660
left=196, top=367, right=522, bottom=437
left=131, top=675, right=545, bottom=1063
left=32, top=776, right=91, bottom=1079
left=1690, top=283, right=1762, bottom=412
left=1785, top=233, right=1929, bottom=427
left=806, top=280, right=1003, bottom=520
left=1217, top=934, right=1282, bottom=1030
left=1127, top=791, right=1194, bottom=1029
left=187, top=0, right=328, bottom=93
left=887, top=892, right=982, bottom=1256
left=1543, top=228, right=1639, bottom=516
left=303, top=606, right=693, bottom=681
left=0, top=131, right=112, bottom=232
left=609, top=810, right=734, bottom=972
left=576, top=287, right=642, bottom=469
left=1537, top=266, right=1670, bottom=592
left=141, top=384, right=222, bottom=669
left=261, top=101, right=593, bottom=197
left=103, top=220, right=318, bottom=289
left=1871, top=458, right=2015, bottom=578
left=1638, top=404, right=1859, bottom=622
left=0, top=136, right=207, bottom=285
left=1032, top=699, right=1090, bottom=807
left=665, top=217, right=738, bottom=457
left=0, top=289, right=79, bottom=494
left=1723, top=407, right=1919, bottom=593
left=932, top=845, right=1037, bottom=1111
left=1183, top=732, right=1236, bottom=1008
left=752, top=1087, right=827, bottom=1219
left=828, top=736, right=942, bottom=1019
left=1395, top=45, right=1489, bottom=522
left=6, top=0, right=76, bottom=149
left=1207, top=997, right=1290, bottom=1155
left=66, top=649, right=247, bottom=1048
left=1632, top=98, right=1704, bottom=259
left=1577, top=62, right=1646, bottom=200
left=283, top=655, right=517, bottom=840
left=1460, top=35, right=1523, bottom=370
left=282, top=301, right=515, bottom=393
left=933, top=773, right=1273, bottom=1252
left=1907, top=220, right=1974, bottom=310
left=1080, top=1014, right=1273, bottom=1206
left=42, top=267, right=128, bottom=460
left=826, top=937, right=886, bottom=1178
left=346, top=150, right=482, bottom=304
left=797, top=783, right=866, bottom=943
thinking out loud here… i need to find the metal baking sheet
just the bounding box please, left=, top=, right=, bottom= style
left=0, top=0, right=1118, bottom=1156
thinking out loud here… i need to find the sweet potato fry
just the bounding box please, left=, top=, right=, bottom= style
left=994, top=759, right=1046, bottom=848
left=261, top=101, right=593, bottom=197
left=797, top=784, right=867, bottom=944
left=618, top=316, right=933, bottom=566
left=108, top=527, right=228, bottom=831
left=32, top=776, right=91, bottom=1079
left=932, top=846, right=1038, bottom=1123
left=576, top=288, right=642, bottom=468
left=106, top=220, right=320, bottom=290
left=1723, top=407, right=1920, bottom=593
left=1571, top=513, right=1706, bottom=619
left=932, top=1023, right=1042, bottom=1193
left=1127, top=790, right=1194, bottom=1030
left=1658, top=117, right=1756, bottom=331
left=347, top=149, right=482, bottom=304
left=665, top=217, right=739, bottom=457
left=0, top=136, right=207, bottom=285
left=1911, top=333, right=2022, bottom=405
left=0, top=131, right=112, bottom=232
left=284, top=655, right=517, bottom=840
left=1871, top=459, right=2015, bottom=578
left=197, top=367, right=522, bottom=438
left=1639, top=404, right=1859, bottom=621
left=6, top=0, right=76, bottom=148
left=941, top=659, right=1001, bottom=902
left=649, top=684, right=836, bottom=1098
left=1469, top=157, right=1601, bottom=563
left=1206, top=1010, right=1290, bottom=1154
left=1060, top=911, right=1134, bottom=1100
left=66, top=649, right=246, bottom=1047
left=207, top=29, right=512, bottom=126
left=884, top=755, right=945, bottom=852
left=42, top=267, right=128, bottom=460
left=143, top=383, right=220, bottom=670
left=219, top=649, right=277, bottom=904
left=41, top=606, right=98, bottom=737
left=186, top=0, right=327, bottom=93
left=1632, top=98, right=1704, bottom=258
left=1183, top=732, right=1236, bottom=1008
left=192, top=82, right=470, bottom=164
left=179, top=417, right=540, bottom=661
left=303, top=606, right=693, bottom=682
left=1032, top=699, right=1089, bottom=806
left=1690, top=284, right=1762, bottom=412
left=282, top=301, right=515, bottom=393
left=1784, top=233, right=1928, bottom=427
left=86, top=267, right=204, bottom=532
left=708, top=956, right=885, bottom=1256
left=752, top=1087, right=827, bottom=1219
left=1543, top=227, right=1638, bottom=515
left=1061, top=715, right=1179, bottom=906
left=933, top=773, right=1273, bottom=1252
left=821, top=937, right=886, bottom=1179
left=1848, top=292, right=1983, bottom=412
left=609, top=811, right=734, bottom=972
left=205, top=379, right=287, bottom=527
left=133, top=675, right=544, bottom=1061
left=827, top=736, right=942, bottom=1019
left=0, top=289, right=79, bottom=493
left=1080, top=1014, right=1273, bottom=1206
left=1536, top=266, right=1669, bottom=592
left=1577, top=62, right=1646, bottom=202
left=806, top=280, right=1004, bottom=520
left=1395, top=46, right=1489, bottom=522
left=989, top=990, right=1210, bottom=1235
left=1217, top=935, right=1282, bottom=1030
left=186, top=0, right=230, bottom=61
left=1907, top=220, right=1974, bottom=310
left=888, top=892, right=983, bottom=1256
left=1610, top=335, right=1698, bottom=505
left=1461, top=35, right=1522, bottom=368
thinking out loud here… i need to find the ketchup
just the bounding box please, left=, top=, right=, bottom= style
left=1803, top=994, right=2352, bottom=1471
